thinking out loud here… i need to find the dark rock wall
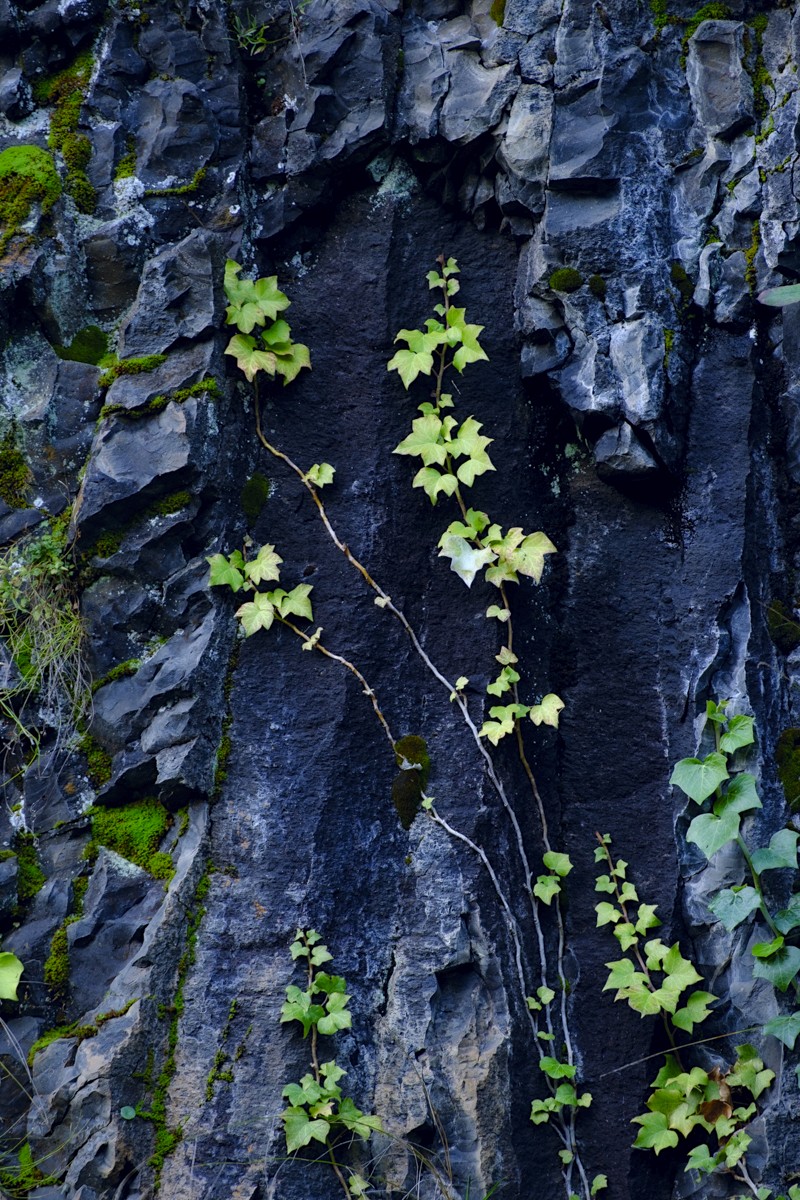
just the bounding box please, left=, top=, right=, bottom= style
left=2, top=0, right=800, bottom=1198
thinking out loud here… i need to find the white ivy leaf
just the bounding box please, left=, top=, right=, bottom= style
left=437, top=534, right=496, bottom=587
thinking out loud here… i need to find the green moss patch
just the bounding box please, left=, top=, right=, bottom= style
left=33, top=51, right=96, bottom=215
left=98, top=354, right=168, bottom=390
left=776, top=728, right=800, bottom=812
left=241, top=471, right=271, bottom=524
left=767, top=599, right=800, bottom=655
left=549, top=267, right=583, bottom=294
left=144, top=166, right=207, bottom=198
left=588, top=274, right=607, bottom=300
left=0, top=1142, right=59, bottom=1197
left=391, top=734, right=430, bottom=830
left=78, top=732, right=113, bottom=787
left=0, top=145, right=62, bottom=256
left=0, top=428, right=31, bottom=508
left=90, top=797, right=173, bottom=879
left=54, top=324, right=109, bottom=365
left=91, top=657, right=142, bottom=694
left=14, top=833, right=45, bottom=903
left=44, top=925, right=70, bottom=1000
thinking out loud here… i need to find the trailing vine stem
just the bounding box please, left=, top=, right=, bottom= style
left=279, top=617, right=396, bottom=749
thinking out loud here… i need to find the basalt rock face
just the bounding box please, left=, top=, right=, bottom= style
left=1, top=2, right=800, bottom=1199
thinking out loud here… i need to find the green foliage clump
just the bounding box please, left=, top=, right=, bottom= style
left=85, top=529, right=124, bottom=560
left=650, top=0, right=672, bottom=31
left=0, top=145, right=62, bottom=256
left=549, top=267, right=583, bottom=294
left=588, top=274, right=607, bottom=299
left=223, top=260, right=311, bottom=385
left=14, top=833, right=45, bottom=902
left=145, top=490, right=192, bottom=517
left=90, top=798, right=173, bottom=879
left=776, top=728, right=800, bottom=812
left=33, top=51, right=96, bottom=214
left=53, top=325, right=109, bottom=365
left=683, top=3, right=731, bottom=47
left=767, top=599, right=800, bottom=655
left=241, top=471, right=271, bottom=523
left=114, top=147, right=137, bottom=180
left=98, top=354, right=167, bottom=390
left=489, top=0, right=505, bottom=24
left=0, top=428, right=31, bottom=508
left=391, top=735, right=430, bottom=830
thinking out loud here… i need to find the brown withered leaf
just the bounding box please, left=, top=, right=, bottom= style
left=699, top=1099, right=733, bottom=1125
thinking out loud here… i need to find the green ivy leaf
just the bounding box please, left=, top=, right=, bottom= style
left=752, top=946, right=800, bottom=992
left=282, top=1106, right=331, bottom=1152
left=708, top=886, right=761, bottom=931
left=705, top=699, right=729, bottom=725
left=305, top=463, right=336, bottom=488
left=595, top=902, right=621, bottom=927
left=537, top=985, right=556, bottom=1004
left=317, top=993, right=353, bottom=1036
left=272, top=339, right=311, bottom=384
left=543, top=851, right=572, bottom=877
left=686, top=806, right=740, bottom=859
left=684, top=1142, right=720, bottom=1174
left=207, top=551, right=246, bottom=592
left=669, top=753, right=729, bottom=803
left=224, top=261, right=290, bottom=330
left=486, top=603, right=510, bottom=622
left=719, top=772, right=762, bottom=814
left=752, top=935, right=785, bottom=958
left=387, top=347, right=434, bottom=388
left=759, top=283, right=800, bottom=307
left=447, top=307, right=489, bottom=373
left=314, top=973, right=347, bottom=994
left=0, top=951, right=23, bottom=1001
left=672, top=990, right=716, bottom=1034
left=635, top=904, right=662, bottom=934
left=242, top=544, right=283, bottom=586
left=728, top=1045, right=775, bottom=1097
left=763, top=1012, right=800, bottom=1049
left=660, top=944, right=703, bottom=998
left=774, top=893, right=800, bottom=935
left=751, top=829, right=799, bottom=873
left=486, top=665, right=521, bottom=697
left=533, top=874, right=561, bottom=905
left=720, top=714, right=755, bottom=753
left=268, top=583, right=313, bottom=622
left=591, top=1176, right=608, bottom=1196
left=613, top=923, right=638, bottom=952
left=309, top=944, right=333, bottom=966
left=225, top=333, right=277, bottom=382
left=337, top=1097, right=383, bottom=1138
left=412, top=466, right=459, bottom=504
left=631, top=1111, right=680, bottom=1154
left=539, top=1056, right=576, bottom=1080
left=529, top=694, right=565, bottom=728
left=438, top=534, right=497, bottom=588
left=394, top=415, right=447, bottom=466
left=236, top=592, right=276, bottom=636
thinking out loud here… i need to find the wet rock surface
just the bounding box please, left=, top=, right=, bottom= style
left=1, top=1, right=800, bottom=1199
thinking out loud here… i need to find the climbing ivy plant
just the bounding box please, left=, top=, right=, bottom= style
left=213, top=256, right=597, bottom=1200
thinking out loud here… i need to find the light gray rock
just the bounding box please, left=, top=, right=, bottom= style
left=686, top=20, right=754, bottom=140
left=117, top=230, right=219, bottom=357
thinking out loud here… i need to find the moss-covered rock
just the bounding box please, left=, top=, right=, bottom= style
left=90, top=797, right=174, bottom=879
left=776, top=728, right=800, bottom=812
left=0, top=145, right=61, bottom=256
left=549, top=267, right=583, bottom=294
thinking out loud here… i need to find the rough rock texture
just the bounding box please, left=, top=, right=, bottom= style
left=2, top=1, right=800, bottom=1199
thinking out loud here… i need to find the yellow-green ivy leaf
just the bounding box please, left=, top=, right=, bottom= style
left=530, top=694, right=565, bottom=728
left=242, top=544, right=283, bottom=586
left=305, top=463, right=336, bottom=488
left=236, top=592, right=276, bottom=636
left=225, top=333, right=277, bottom=382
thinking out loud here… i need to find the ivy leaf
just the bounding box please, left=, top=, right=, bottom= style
left=394, top=414, right=447, bottom=466
left=446, top=307, right=489, bottom=372
left=752, top=946, right=800, bottom=992
left=752, top=935, right=784, bottom=958
left=208, top=551, right=246, bottom=592
left=774, top=893, right=800, bottom=935
left=486, top=604, right=509, bottom=622
left=314, top=973, right=347, bottom=995
left=272, top=340, right=311, bottom=384
left=763, top=1012, right=800, bottom=1049
left=591, top=1176, right=608, bottom=1196
left=236, top=592, right=276, bottom=636
left=635, top=904, right=662, bottom=934
left=539, top=1056, right=576, bottom=1080
left=337, top=1098, right=383, bottom=1138
left=543, top=851, right=573, bottom=878
left=282, top=1106, right=332, bottom=1152
left=242, top=544, right=283, bottom=586
left=387, top=347, right=434, bottom=388
left=684, top=1142, right=720, bottom=1173
left=595, top=875, right=616, bottom=894
left=719, top=772, right=761, bottom=814
left=669, top=753, right=729, bottom=803
left=672, top=991, right=717, bottom=1034
left=317, top=992, right=353, bottom=1035
left=310, top=943, right=333, bottom=966
left=486, top=665, right=520, bottom=696
left=728, top=1045, right=775, bottom=1098
left=269, top=584, right=313, bottom=622
left=305, top=463, right=336, bottom=488
left=751, top=829, right=799, bottom=873
left=529, top=694, right=565, bottom=728
left=438, top=534, right=496, bottom=588
left=705, top=699, right=729, bottom=725
left=631, top=1111, right=680, bottom=1153
left=759, top=283, right=800, bottom=307
left=225, top=333, right=277, bottom=382
left=224, top=261, right=290, bottom=329
left=614, top=922, right=638, bottom=952
left=686, top=806, right=740, bottom=859
left=708, top=886, right=761, bottom=931
left=0, top=951, right=23, bottom=1001
left=595, top=902, right=621, bottom=927
left=411, top=466, right=458, bottom=504
left=720, top=714, right=755, bottom=753
left=533, top=874, right=561, bottom=905
left=660, top=944, right=703, bottom=998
